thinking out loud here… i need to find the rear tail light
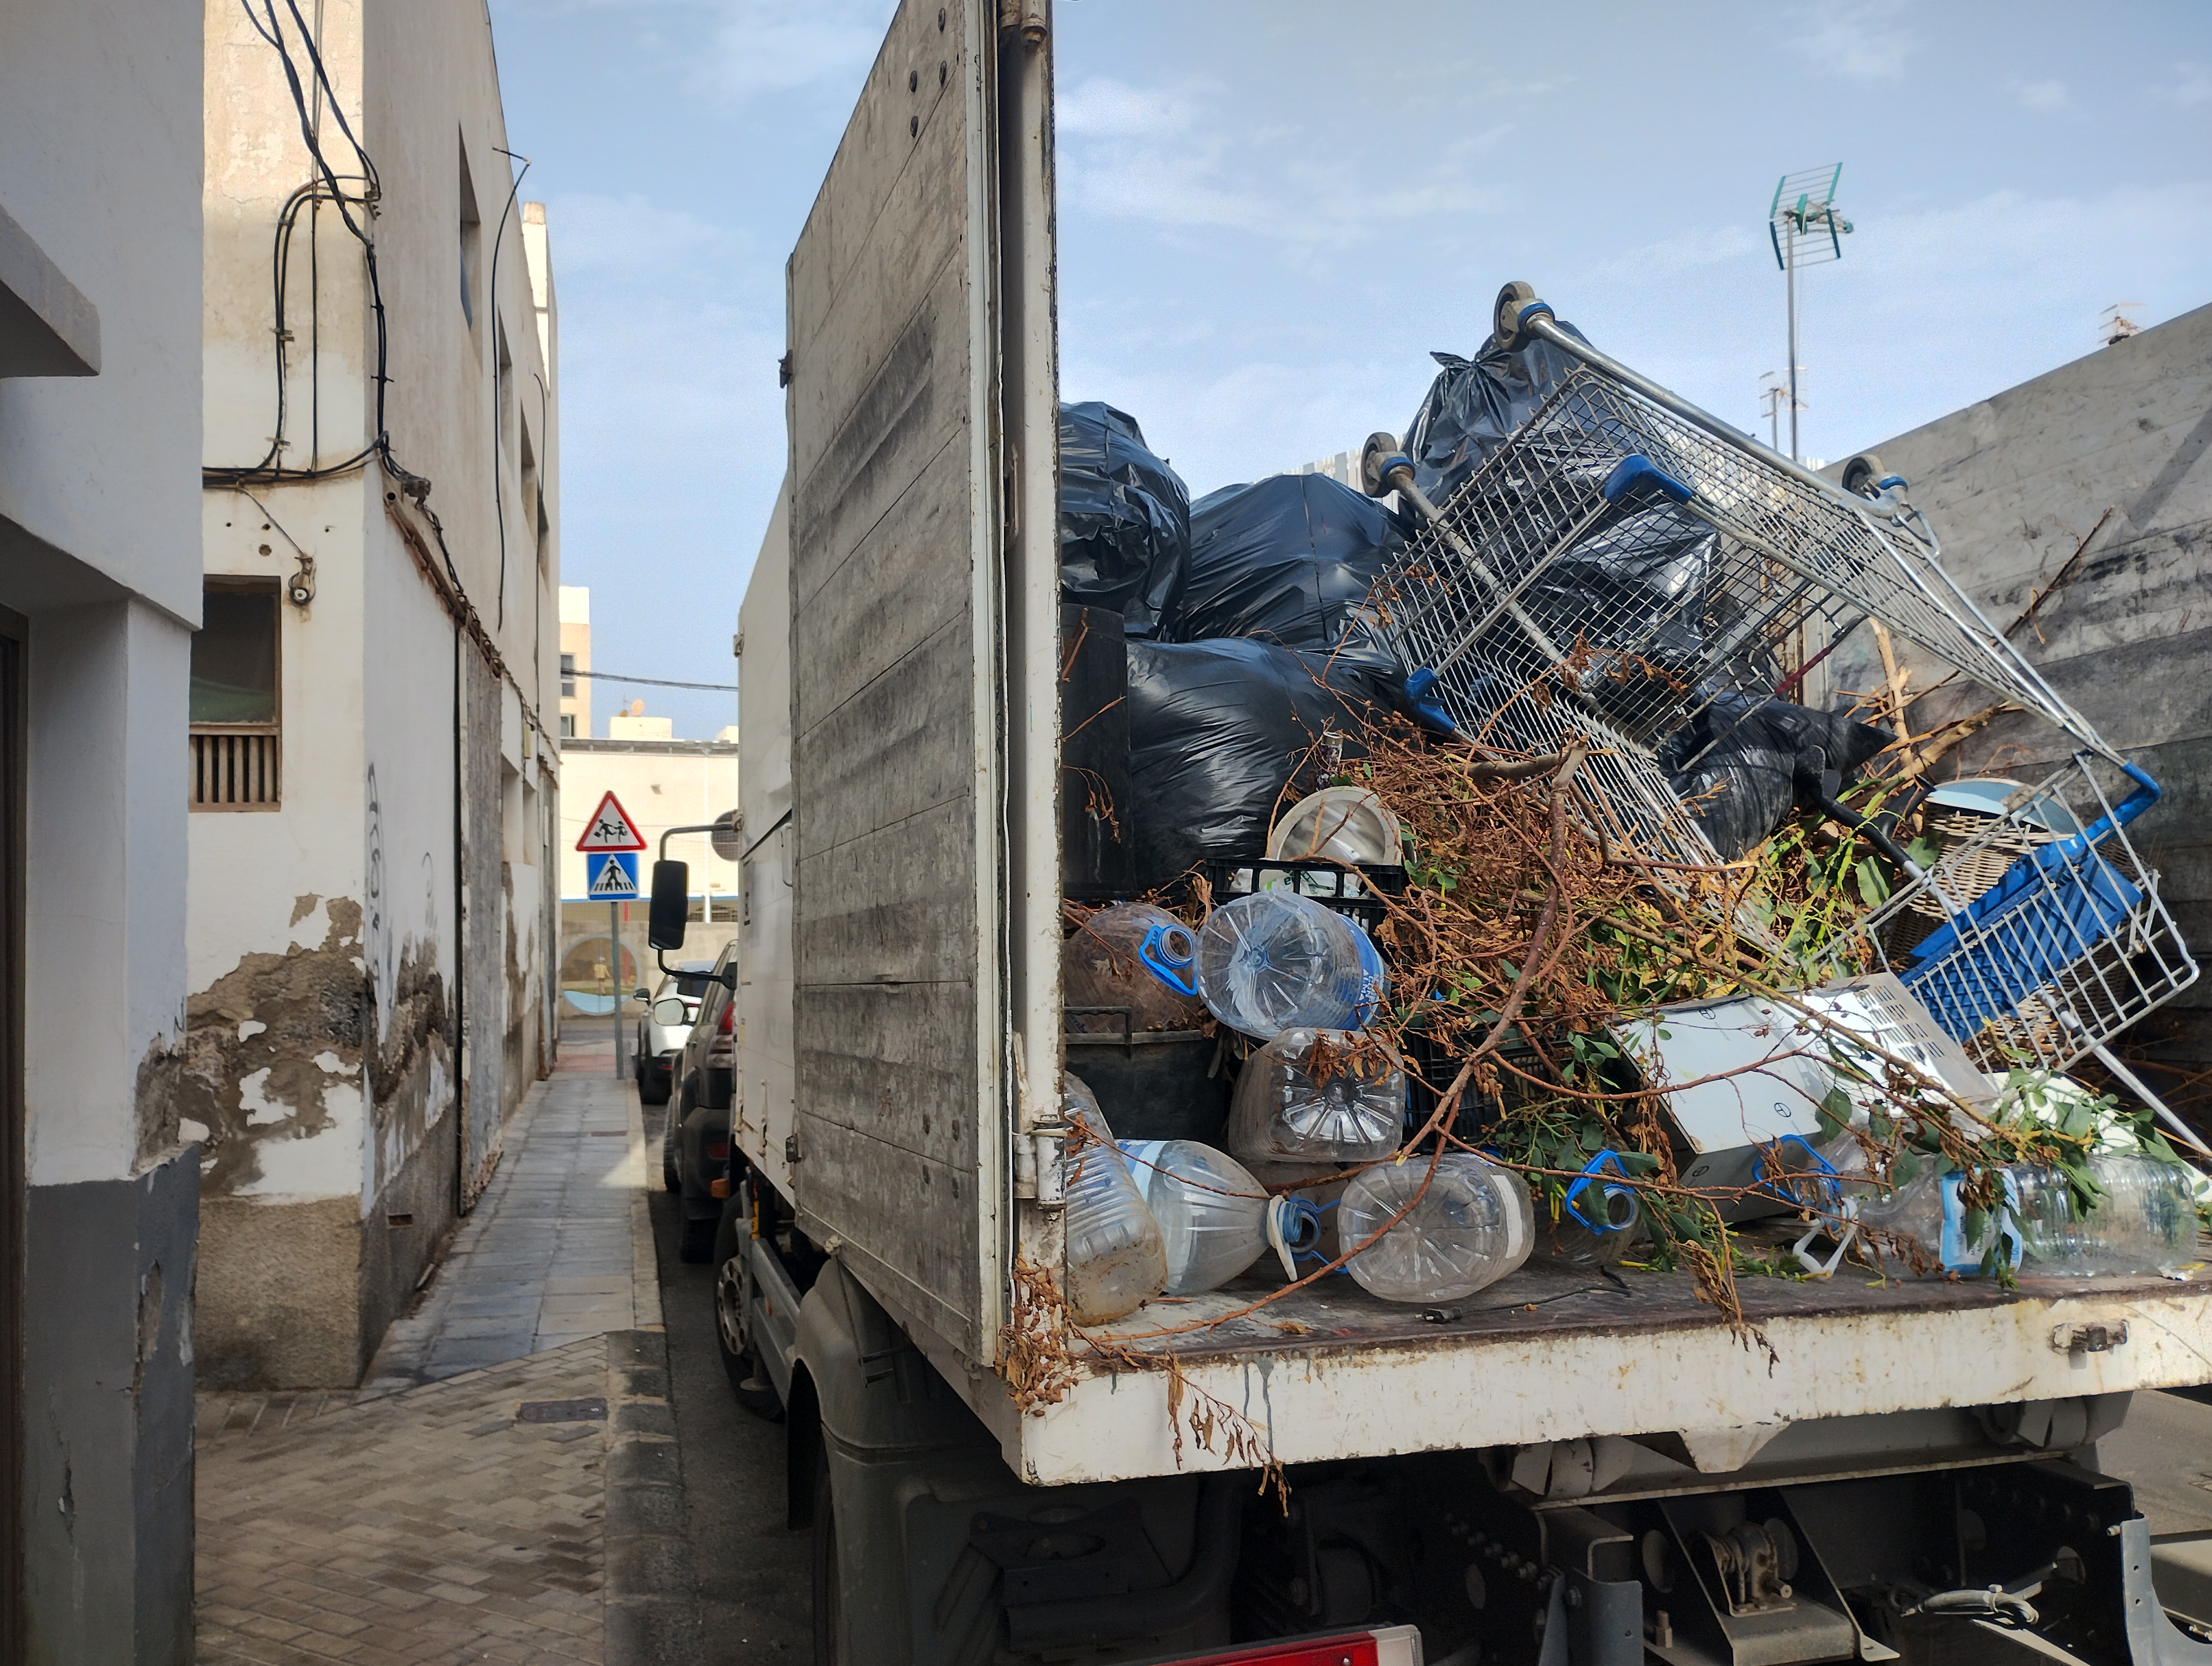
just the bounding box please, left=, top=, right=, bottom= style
left=707, top=1138, right=729, bottom=1162
left=718, top=1003, right=734, bottom=1034
left=1153, top=1629, right=1419, bottom=1666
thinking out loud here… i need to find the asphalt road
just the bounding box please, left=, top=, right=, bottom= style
left=2099, top=1386, right=2212, bottom=1537
left=646, top=1136, right=812, bottom=1659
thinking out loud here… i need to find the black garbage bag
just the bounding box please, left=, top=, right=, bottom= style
left=1658, top=696, right=1892, bottom=860
left=1401, top=317, right=1593, bottom=505
left=1125, top=638, right=1386, bottom=887
left=1172, top=472, right=1405, bottom=655
left=1059, top=402, right=1190, bottom=636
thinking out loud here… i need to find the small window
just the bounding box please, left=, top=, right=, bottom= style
left=560, top=713, right=575, bottom=738
left=459, top=138, right=482, bottom=329
left=190, top=583, right=281, bottom=809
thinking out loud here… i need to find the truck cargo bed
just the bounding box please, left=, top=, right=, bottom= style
left=959, top=1258, right=2212, bottom=1484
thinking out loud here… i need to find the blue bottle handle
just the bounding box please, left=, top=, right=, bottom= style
left=1139, top=921, right=1200, bottom=998
left=1562, top=1149, right=1639, bottom=1234
left=1751, top=1135, right=1841, bottom=1212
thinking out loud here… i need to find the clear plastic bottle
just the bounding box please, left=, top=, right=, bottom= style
left=1060, top=1073, right=1167, bottom=1324
left=1339, top=1152, right=1535, bottom=1303
left=1856, top=1169, right=2021, bottom=1277
left=2012, top=1154, right=2198, bottom=1276
left=1197, top=892, right=1385, bottom=1039
left=1118, top=1139, right=1274, bottom=1295
left=1064, top=903, right=1207, bottom=1034
left=1227, top=1028, right=1405, bottom=1163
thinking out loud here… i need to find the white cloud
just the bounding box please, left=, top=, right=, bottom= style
left=1056, top=76, right=1198, bottom=139
left=498, top=0, right=895, bottom=103
left=1053, top=74, right=1510, bottom=258
left=692, top=0, right=895, bottom=102
left=1786, top=1, right=1914, bottom=82
left=2174, top=61, right=2212, bottom=106
left=549, top=191, right=757, bottom=279
left=2013, top=78, right=2070, bottom=112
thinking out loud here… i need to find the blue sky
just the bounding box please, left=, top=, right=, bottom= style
left=486, top=0, right=2212, bottom=739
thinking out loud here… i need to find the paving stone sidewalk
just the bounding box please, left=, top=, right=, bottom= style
left=196, top=1060, right=696, bottom=1663
left=365, top=1071, right=652, bottom=1392
left=196, top=1342, right=612, bottom=1665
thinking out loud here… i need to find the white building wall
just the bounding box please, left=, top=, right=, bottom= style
left=190, top=0, right=558, bottom=1388
left=0, top=0, right=204, bottom=1651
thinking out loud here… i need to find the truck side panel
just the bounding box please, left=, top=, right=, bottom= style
left=736, top=489, right=795, bottom=1199
left=783, top=0, right=1001, bottom=1359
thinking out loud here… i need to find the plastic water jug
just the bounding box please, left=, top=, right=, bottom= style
left=1064, top=903, right=1207, bottom=1034
left=1196, top=891, right=1386, bottom=1039
left=1117, top=1139, right=1311, bottom=1295
left=1227, top=1028, right=1404, bottom=1163
left=1339, top=1152, right=1534, bottom=1303
left=2011, top=1154, right=2198, bottom=1276
left=1060, top=1073, right=1167, bottom=1323
left=1535, top=1151, right=1643, bottom=1268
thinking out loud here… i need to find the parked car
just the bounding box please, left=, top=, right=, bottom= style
left=631, top=960, right=713, bottom=1105
left=664, top=937, right=737, bottom=1261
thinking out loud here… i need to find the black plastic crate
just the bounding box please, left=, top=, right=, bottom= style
left=1195, top=856, right=1406, bottom=938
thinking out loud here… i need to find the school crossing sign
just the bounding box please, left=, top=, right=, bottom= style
left=576, top=791, right=646, bottom=900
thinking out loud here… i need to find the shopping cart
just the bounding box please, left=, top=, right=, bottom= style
left=1365, top=283, right=2200, bottom=1136
left=1364, top=281, right=2105, bottom=863
left=1855, top=755, right=2202, bottom=1150
left=1375, top=283, right=2100, bottom=733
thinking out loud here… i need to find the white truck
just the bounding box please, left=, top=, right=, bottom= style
left=644, top=5, right=2212, bottom=1662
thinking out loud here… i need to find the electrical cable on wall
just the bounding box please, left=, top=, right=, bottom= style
left=214, top=0, right=551, bottom=739
left=487, top=145, right=532, bottom=630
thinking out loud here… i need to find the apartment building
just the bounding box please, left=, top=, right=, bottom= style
left=188, top=0, right=562, bottom=1389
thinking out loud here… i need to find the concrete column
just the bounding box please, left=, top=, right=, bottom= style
left=20, top=597, right=197, bottom=1664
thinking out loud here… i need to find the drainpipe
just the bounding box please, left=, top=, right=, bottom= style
left=452, top=618, right=467, bottom=1214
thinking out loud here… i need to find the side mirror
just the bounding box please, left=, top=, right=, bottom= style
left=632, top=986, right=651, bottom=1002
left=648, top=859, right=689, bottom=950
left=650, top=996, right=690, bottom=1026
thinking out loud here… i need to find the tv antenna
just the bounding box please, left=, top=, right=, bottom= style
left=2101, top=303, right=2143, bottom=347
left=1758, top=372, right=1786, bottom=451
left=1769, top=164, right=1853, bottom=463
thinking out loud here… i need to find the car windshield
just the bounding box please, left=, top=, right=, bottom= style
left=668, top=975, right=712, bottom=1001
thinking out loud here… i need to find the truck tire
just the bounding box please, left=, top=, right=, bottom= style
left=811, top=1443, right=841, bottom=1666
left=712, top=1208, right=785, bottom=1421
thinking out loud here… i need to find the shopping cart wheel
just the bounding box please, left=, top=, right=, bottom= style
left=1493, top=280, right=1550, bottom=348
left=1359, top=431, right=1411, bottom=498
left=1841, top=453, right=1887, bottom=498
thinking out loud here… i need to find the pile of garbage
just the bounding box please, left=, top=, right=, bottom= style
left=1050, top=303, right=2207, bottom=1335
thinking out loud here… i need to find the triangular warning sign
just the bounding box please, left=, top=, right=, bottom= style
left=575, top=790, right=647, bottom=853
left=589, top=857, right=639, bottom=898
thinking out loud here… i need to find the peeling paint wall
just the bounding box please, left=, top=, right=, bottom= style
left=192, top=0, right=560, bottom=1388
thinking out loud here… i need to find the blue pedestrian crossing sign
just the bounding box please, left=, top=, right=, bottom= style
left=587, top=852, right=640, bottom=898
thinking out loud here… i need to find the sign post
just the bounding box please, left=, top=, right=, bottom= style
left=576, top=792, right=648, bottom=1081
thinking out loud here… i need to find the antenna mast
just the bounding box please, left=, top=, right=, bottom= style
left=1769, top=163, right=1852, bottom=463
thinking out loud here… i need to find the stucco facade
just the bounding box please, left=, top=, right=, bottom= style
left=1, top=0, right=205, bottom=1654
left=190, top=0, right=561, bottom=1389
